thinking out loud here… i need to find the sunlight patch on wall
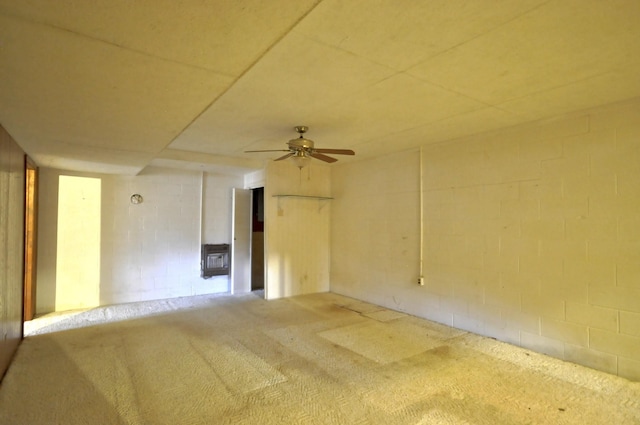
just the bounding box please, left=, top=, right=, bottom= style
left=55, top=176, right=101, bottom=311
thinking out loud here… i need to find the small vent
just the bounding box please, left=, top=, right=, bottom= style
left=201, top=244, right=230, bottom=278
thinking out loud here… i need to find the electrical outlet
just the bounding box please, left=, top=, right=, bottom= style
left=418, top=276, right=425, bottom=286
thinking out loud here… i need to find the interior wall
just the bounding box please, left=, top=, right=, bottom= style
left=330, top=150, right=421, bottom=303
left=264, top=161, right=331, bottom=299
left=202, top=172, right=241, bottom=244
left=0, top=125, right=25, bottom=378
left=331, top=97, right=640, bottom=381
left=37, top=166, right=241, bottom=313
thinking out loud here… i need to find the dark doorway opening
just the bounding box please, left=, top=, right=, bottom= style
left=251, top=187, right=264, bottom=291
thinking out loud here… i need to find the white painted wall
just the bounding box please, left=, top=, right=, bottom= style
left=244, top=169, right=265, bottom=189
left=37, top=166, right=242, bottom=313
left=330, top=150, right=421, bottom=305
left=202, top=172, right=242, bottom=243
left=331, top=98, right=640, bottom=381
left=264, top=161, right=331, bottom=299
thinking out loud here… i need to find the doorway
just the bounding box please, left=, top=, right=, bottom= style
left=251, top=187, right=264, bottom=291
left=55, top=175, right=101, bottom=311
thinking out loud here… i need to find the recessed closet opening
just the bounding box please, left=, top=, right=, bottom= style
left=251, top=187, right=264, bottom=291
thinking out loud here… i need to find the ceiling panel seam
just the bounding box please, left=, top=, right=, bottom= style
left=156, top=0, right=326, bottom=156
left=0, top=9, right=233, bottom=77
left=405, top=0, right=553, bottom=71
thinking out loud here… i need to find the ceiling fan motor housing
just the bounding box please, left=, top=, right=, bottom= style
left=288, top=137, right=315, bottom=151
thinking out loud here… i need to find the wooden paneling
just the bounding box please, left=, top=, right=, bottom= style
left=0, top=125, right=26, bottom=379
left=264, top=162, right=331, bottom=299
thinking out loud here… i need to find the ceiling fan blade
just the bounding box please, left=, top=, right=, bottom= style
left=314, top=148, right=355, bottom=155
left=310, top=152, right=338, bottom=163
left=274, top=152, right=295, bottom=161
left=245, top=149, right=291, bottom=153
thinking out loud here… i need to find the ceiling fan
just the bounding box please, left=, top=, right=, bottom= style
left=245, top=126, right=355, bottom=168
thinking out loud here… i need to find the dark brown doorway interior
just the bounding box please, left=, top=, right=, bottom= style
left=251, top=187, right=264, bottom=291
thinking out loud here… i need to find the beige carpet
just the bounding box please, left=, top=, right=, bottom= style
left=1, top=292, right=639, bottom=424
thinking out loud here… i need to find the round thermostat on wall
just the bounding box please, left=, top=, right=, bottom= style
left=130, top=194, right=143, bottom=204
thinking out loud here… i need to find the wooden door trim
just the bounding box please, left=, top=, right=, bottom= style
left=23, top=156, right=38, bottom=322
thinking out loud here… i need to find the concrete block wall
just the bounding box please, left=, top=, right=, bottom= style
left=103, top=167, right=201, bottom=304
left=202, top=172, right=242, bottom=243
left=330, top=151, right=421, bottom=305
left=331, top=97, right=640, bottom=381
left=37, top=166, right=241, bottom=312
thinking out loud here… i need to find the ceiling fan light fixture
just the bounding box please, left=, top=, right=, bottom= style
left=292, top=151, right=311, bottom=169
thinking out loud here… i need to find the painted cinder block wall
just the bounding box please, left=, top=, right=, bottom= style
left=36, top=166, right=241, bottom=313
left=331, top=98, right=640, bottom=381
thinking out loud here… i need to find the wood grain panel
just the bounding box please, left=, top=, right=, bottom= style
left=0, top=124, right=26, bottom=380
left=264, top=162, right=331, bottom=299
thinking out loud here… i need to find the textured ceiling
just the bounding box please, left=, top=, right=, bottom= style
left=1, top=0, right=639, bottom=175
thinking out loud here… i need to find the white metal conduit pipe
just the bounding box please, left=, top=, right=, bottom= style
left=419, top=147, right=424, bottom=286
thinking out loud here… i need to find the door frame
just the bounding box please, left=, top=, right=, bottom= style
left=231, top=188, right=251, bottom=294
left=23, top=156, right=38, bottom=322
